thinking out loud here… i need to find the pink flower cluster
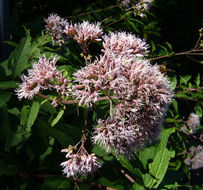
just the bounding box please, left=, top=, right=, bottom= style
left=64, top=21, right=103, bottom=45
left=102, top=32, right=149, bottom=58
left=16, top=56, right=70, bottom=103
left=45, top=14, right=103, bottom=51
left=61, top=145, right=101, bottom=178
left=120, top=0, right=153, bottom=17
left=72, top=31, right=173, bottom=156
left=135, top=0, right=154, bottom=17
left=93, top=118, right=147, bottom=156
left=17, top=14, right=174, bottom=176
left=185, top=145, right=203, bottom=170
left=45, top=14, right=68, bottom=45
left=89, top=57, right=172, bottom=156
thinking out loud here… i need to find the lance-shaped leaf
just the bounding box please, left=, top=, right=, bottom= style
left=142, top=128, right=175, bottom=189
left=51, top=109, right=64, bottom=127
left=27, top=101, right=40, bottom=132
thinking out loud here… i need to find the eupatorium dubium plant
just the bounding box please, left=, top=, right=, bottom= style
left=16, top=12, right=173, bottom=178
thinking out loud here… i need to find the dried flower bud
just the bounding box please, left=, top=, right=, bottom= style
left=186, top=113, right=200, bottom=134
left=185, top=145, right=203, bottom=170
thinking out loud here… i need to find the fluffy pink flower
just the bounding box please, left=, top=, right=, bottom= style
left=16, top=56, right=70, bottom=101
left=61, top=145, right=101, bottom=177
left=16, top=75, right=41, bottom=100
left=72, top=56, right=172, bottom=121
left=64, top=21, right=103, bottom=53
left=45, top=14, right=68, bottom=45
left=93, top=117, right=147, bottom=157
left=102, top=32, right=149, bottom=58
left=75, top=56, right=172, bottom=155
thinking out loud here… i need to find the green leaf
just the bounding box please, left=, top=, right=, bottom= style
left=2, top=40, right=18, bottom=47
left=27, top=101, right=40, bottom=130
left=172, top=99, right=178, bottom=113
left=180, top=75, right=192, bottom=85
left=92, top=145, right=114, bottom=161
left=20, top=105, right=30, bottom=126
left=0, top=35, right=31, bottom=78
left=58, top=65, right=75, bottom=76
left=127, top=20, right=139, bottom=33
left=158, top=44, right=169, bottom=54
left=175, top=93, right=191, bottom=99
left=51, top=109, right=64, bottom=127
left=139, top=144, right=159, bottom=170
left=12, top=36, right=32, bottom=78
left=1, top=106, right=12, bottom=151
left=40, top=137, right=55, bottom=162
left=0, top=160, right=19, bottom=175
left=119, top=156, right=143, bottom=185
left=142, top=128, right=175, bottom=189
left=10, top=127, right=24, bottom=147
left=8, top=107, right=20, bottom=116
left=92, top=145, right=110, bottom=157
left=38, top=119, right=75, bottom=146
left=165, top=41, right=173, bottom=51
left=119, top=156, right=137, bottom=176
left=164, top=182, right=180, bottom=189
left=169, top=75, right=177, bottom=91
left=41, top=176, right=72, bottom=189
left=194, top=104, right=202, bottom=118
left=165, top=118, right=176, bottom=123
left=97, top=177, right=124, bottom=190
left=0, top=91, right=11, bottom=107
left=195, top=73, right=200, bottom=87
left=0, top=81, right=18, bottom=89
left=133, top=183, right=145, bottom=190
left=151, top=40, right=156, bottom=53
left=0, top=33, right=51, bottom=79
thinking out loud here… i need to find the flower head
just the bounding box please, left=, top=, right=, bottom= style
left=64, top=21, right=103, bottom=45
left=16, top=56, right=70, bottom=101
left=61, top=144, right=101, bottom=177
left=73, top=56, right=172, bottom=126
left=45, top=14, right=68, bottom=45
left=102, top=32, right=149, bottom=58
left=93, top=117, right=148, bottom=157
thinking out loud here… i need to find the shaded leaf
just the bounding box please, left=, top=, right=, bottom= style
left=20, top=105, right=30, bottom=126
left=180, top=75, right=191, bottom=85
left=51, top=109, right=64, bottom=127
left=0, top=81, right=18, bottom=89
left=27, top=101, right=40, bottom=130
left=0, top=90, right=11, bottom=107
left=195, top=73, right=200, bottom=87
